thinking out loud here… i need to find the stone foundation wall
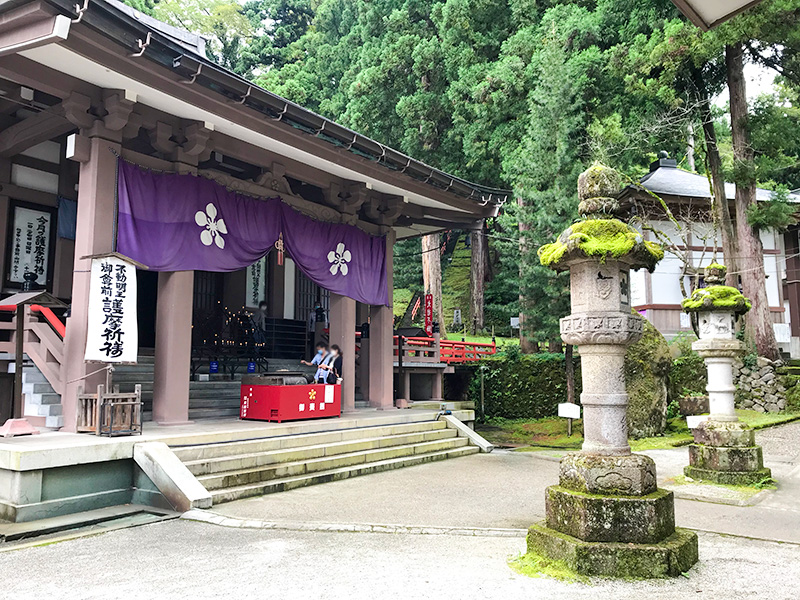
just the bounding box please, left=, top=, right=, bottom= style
left=733, top=357, right=786, bottom=413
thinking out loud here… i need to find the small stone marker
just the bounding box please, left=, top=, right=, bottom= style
left=527, top=163, right=698, bottom=578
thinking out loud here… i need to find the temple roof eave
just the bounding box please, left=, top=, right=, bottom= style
left=1, top=0, right=507, bottom=227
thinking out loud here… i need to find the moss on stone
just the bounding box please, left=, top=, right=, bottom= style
left=538, top=218, right=664, bottom=272
left=681, top=285, right=752, bottom=315
left=625, top=316, right=671, bottom=438
left=684, top=465, right=773, bottom=487
left=785, top=383, right=800, bottom=412
left=527, top=522, right=699, bottom=578
left=578, top=162, right=625, bottom=201
left=508, top=550, right=588, bottom=583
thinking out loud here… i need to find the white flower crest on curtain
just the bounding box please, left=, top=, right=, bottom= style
left=195, top=203, right=228, bottom=249
left=327, top=242, right=352, bottom=276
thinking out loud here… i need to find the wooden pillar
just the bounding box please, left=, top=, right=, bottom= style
left=470, top=225, right=486, bottom=333
left=152, top=271, right=194, bottom=424
left=62, top=135, right=120, bottom=431
left=356, top=302, right=370, bottom=403
left=152, top=157, right=198, bottom=425
left=329, top=293, right=356, bottom=412
left=369, top=230, right=396, bottom=410
left=431, top=329, right=443, bottom=402
left=785, top=230, right=800, bottom=340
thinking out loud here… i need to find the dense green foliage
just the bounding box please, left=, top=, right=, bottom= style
left=667, top=335, right=707, bottom=401
left=131, top=0, right=800, bottom=344
left=746, top=187, right=798, bottom=232
left=465, top=352, right=581, bottom=420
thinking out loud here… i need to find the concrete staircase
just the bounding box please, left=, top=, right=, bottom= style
left=21, top=361, right=63, bottom=428
left=172, top=418, right=479, bottom=504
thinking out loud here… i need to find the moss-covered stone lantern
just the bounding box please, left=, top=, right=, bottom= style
left=681, top=263, right=772, bottom=485
left=527, top=163, right=698, bottom=578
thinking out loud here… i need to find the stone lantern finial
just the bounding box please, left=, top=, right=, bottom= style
left=577, top=162, right=624, bottom=217
left=704, top=262, right=727, bottom=285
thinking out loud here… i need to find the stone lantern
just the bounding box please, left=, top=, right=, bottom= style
left=681, top=264, right=772, bottom=485
left=528, top=163, right=698, bottom=578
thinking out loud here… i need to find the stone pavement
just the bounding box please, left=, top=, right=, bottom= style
left=0, top=519, right=797, bottom=600
left=207, top=422, right=800, bottom=543
left=0, top=422, right=799, bottom=599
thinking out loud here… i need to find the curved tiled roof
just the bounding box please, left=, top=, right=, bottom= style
left=638, top=158, right=799, bottom=203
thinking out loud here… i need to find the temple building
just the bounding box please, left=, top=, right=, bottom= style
left=0, top=0, right=507, bottom=429
left=620, top=154, right=800, bottom=357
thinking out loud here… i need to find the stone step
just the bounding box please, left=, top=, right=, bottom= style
left=141, top=407, right=242, bottom=422
left=35, top=403, right=62, bottom=416
left=26, top=392, right=61, bottom=406
left=186, top=388, right=241, bottom=400
left=209, top=445, right=479, bottom=503
left=113, top=374, right=156, bottom=383
left=21, top=370, right=49, bottom=383
left=0, top=504, right=177, bottom=544
left=173, top=419, right=448, bottom=462
left=44, top=415, right=64, bottom=428
left=409, top=400, right=476, bottom=411
left=23, top=382, right=55, bottom=395
left=185, top=428, right=458, bottom=476
left=188, top=407, right=241, bottom=419
left=184, top=397, right=241, bottom=409
left=199, top=436, right=468, bottom=490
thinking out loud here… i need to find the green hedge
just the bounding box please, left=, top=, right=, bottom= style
left=668, top=353, right=706, bottom=400
left=464, top=351, right=582, bottom=421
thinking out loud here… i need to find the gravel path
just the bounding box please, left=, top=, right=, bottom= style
left=756, top=419, right=800, bottom=463
left=1, top=520, right=798, bottom=600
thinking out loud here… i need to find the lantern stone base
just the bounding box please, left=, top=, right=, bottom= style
left=559, top=452, right=658, bottom=496
left=526, top=451, right=697, bottom=578
left=688, top=444, right=765, bottom=472
left=527, top=523, right=699, bottom=578
left=692, top=420, right=755, bottom=447
left=684, top=465, right=772, bottom=486
left=546, top=485, right=675, bottom=544
left=685, top=420, right=772, bottom=486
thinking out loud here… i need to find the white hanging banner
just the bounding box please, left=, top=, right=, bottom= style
left=9, top=205, right=51, bottom=284
left=246, top=256, right=267, bottom=308
left=85, top=256, right=138, bottom=363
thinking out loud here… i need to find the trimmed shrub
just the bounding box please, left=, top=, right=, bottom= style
left=465, top=353, right=582, bottom=421
left=668, top=353, right=706, bottom=400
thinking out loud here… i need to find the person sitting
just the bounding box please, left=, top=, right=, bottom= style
left=319, top=344, right=343, bottom=384
left=301, top=342, right=331, bottom=384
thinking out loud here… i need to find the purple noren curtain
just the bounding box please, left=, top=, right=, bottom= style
left=116, top=160, right=388, bottom=306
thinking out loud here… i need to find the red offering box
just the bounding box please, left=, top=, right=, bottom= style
left=240, top=383, right=341, bottom=422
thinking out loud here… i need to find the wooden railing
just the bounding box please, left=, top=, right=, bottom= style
left=0, top=305, right=65, bottom=395
left=394, top=335, right=440, bottom=363
left=439, top=340, right=497, bottom=364
left=392, top=336, right=497, bottom=365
